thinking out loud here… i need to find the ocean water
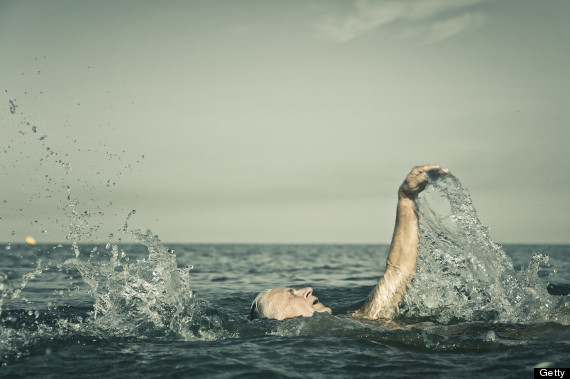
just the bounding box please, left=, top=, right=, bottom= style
left=1, top=176, right=569, bottom=378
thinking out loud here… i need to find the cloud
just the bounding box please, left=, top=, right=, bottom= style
left=313, top=0, right=489, bottom=43
left=424, top=12, right=485, bottom=44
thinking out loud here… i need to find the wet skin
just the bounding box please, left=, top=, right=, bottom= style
left=261, top=287, right=331, bottom=320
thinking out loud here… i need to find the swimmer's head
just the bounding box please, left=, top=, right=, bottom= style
left=249, top=287, right=332, bottom=320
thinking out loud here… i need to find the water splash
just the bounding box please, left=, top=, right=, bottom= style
left=399, top=174, right=567, bottom=324
left=11, top=260, right=44, bottom=302
left=9, top=99, right=17, bottom=114
left=2, top=93, right=229, bottom=343
left=63, top=215, right=230, bottom=341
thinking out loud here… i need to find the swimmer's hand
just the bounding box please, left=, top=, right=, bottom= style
left=399, top=164, right=449, bottom=199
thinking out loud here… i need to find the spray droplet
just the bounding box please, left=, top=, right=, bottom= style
left=9, top=99, right=17, bottom=114
left=483, top=330, right=496, bottom=342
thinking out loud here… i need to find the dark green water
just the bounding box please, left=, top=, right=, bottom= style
left=1, top=243, right=568, bottom=378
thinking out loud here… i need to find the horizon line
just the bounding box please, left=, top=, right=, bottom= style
left=3, top=241, right=570, bottom=246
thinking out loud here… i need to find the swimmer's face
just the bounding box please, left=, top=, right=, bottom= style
left=260, top=287, right=332, bottom=320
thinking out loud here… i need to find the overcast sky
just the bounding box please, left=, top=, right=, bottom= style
left=1, top=0, right=569, bottom=244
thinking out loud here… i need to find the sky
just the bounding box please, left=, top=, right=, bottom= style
left=1, top=0, right=569, bottom=244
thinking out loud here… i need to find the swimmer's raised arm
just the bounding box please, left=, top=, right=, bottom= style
left=353, top=165, right=449, bottom=320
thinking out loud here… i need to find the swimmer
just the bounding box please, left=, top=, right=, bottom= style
left=249, top=164, right=450, bottom=320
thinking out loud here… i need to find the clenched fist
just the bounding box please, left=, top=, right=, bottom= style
left=399, top=164, right=449, bottom=199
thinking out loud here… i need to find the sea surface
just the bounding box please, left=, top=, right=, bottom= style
left=1, top=243, right=569, bottom=378
left=1, top=176, right=569, bottom=378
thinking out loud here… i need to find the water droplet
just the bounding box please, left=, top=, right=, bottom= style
left=9, top=99, right=17, bottom=114
left=483, top=330, right=496, bottom=342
